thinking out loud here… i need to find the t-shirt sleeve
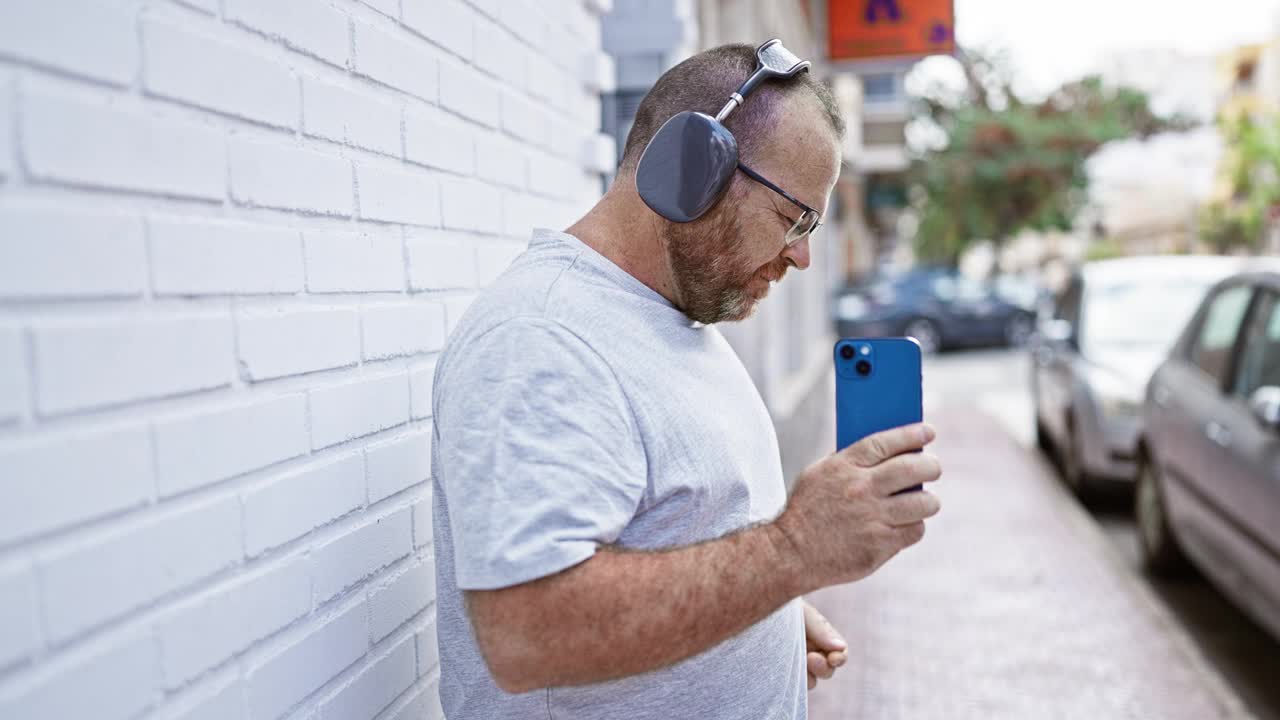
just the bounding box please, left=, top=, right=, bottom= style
left=436, top=316, right=647, bottom=590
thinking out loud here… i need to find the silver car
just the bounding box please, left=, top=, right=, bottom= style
left=1031, top=256, right=1262, bottom=499
left=1138, top=265, right=1280, bottom=641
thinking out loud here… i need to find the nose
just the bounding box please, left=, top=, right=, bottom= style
left=782, top=234, right=811, bottom=270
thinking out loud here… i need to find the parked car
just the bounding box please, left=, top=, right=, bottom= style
left=1137, top=264, right=1280, bottom=641
left=1031, top=256, right=1259, bottom=497
left=835, top=268, right=1037, bottom=354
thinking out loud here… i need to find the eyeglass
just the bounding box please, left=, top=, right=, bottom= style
left=736, top=162, right=823, bottom=248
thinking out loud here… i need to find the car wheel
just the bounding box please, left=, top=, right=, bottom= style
left=1135, top=452, right=1190, bottom=576
left=1005, top=313, right=1034, bottom=348
left=1035, top=417, right=1052, bottom=453
left=904, top=318, right=941, bottom=355
left=1060, top=417, right=1093, bottom=502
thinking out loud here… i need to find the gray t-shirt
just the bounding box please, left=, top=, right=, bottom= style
left=430, top=228, right=806, bottom=719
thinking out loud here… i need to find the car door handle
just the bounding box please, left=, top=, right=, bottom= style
left=1153, top=385, right=1171, bottom=408
left=1205, top=421, right=1233, bottom=448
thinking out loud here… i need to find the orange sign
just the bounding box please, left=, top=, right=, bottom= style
left=828, top=0, right=955, bottom=62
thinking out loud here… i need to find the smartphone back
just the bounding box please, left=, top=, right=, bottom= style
left=834, top=338, right=923, bottom=451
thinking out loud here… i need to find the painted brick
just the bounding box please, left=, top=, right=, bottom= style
left=438, top=59, right=500, bottom=128
left=0, top=327, right=27, bottom=425
left=142, top=19, right=299, bottom=130
left=416, top=615, right=440, bottom=674
left=309, top=373, right=410, bottom=450
left=500, top=88, right=548, bottom=146
left=403, top=0, right=475, bottom=60
left=225, top=0, right=351, bottom=68
left=0, top=563, right=37, bottom=671
left=236, top=306, right=361, bottom=381
left=243, top=454, right=366, bottom=557
left=368, top=558, right=433, bottom=643
left=310, top=508, right=412, bottom=603
left=443, top=294, right=476, bottom=336
left=526, top=52, right=565, bottom=107
left=319, top=634, right=415, bottom=719
left=406, top=233, right=477, bottom=291
left=408, top=360, right=438, bottom=421
left=150, top=217, right=304, bottom=296
left=353, top=22, right=438, bottom=102
left=230, top=137, right=353, bottom=216
left=162, top=677, right=242, bottom=720
left=475, top=129, right=528, bottom=189
left=246, top=599, right=368, bottom=720
left=153, top=394, right=310, bottom=498
left=158, top=557, right=311, bottom=688
left=360, top=303, right=446, bottom=361
left=303, top=77, right=402, bottom=157
left=473, top=16, right=526, bottom=86
left=32, top=314, right=233, bottom=417
left=0, top=632, right=158, bottom=720
left=0, top=0, right=136, bottom=86
left=0, top=75, right=11, bottom=183
left=0, top=208, right=146, bottom=299
left=440, top=178, right=502, bottom=234
left=529, top=150, right=581, bottom=199
left=359, top=0, right=401, bottom=18
left=412, top=491, right=433, bottom=549
left=0, top=425, right=152, bottom=546
left=22, top=83, right=224, bottom=201
left=364, top=429, right=431, bottom=503
left=404, top=105, right=473, bottom=175
left=475, top=241, right=526, bottom=285
left=498, top=0, right=546, bottom=48
left=304, top=229, right=405, bottom=293
left=39, top=496, right=241, bottom=644
left=357, top=162, right=440, bottom=226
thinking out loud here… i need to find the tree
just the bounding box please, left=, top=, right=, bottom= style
left=1200, top=112, right=1280, bottom=253
left=908, top=48, right=1193, bottom=266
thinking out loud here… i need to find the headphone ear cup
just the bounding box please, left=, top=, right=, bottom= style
left=635, top=112, right=739, bottom=222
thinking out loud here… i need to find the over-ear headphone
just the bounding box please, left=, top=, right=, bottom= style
left=634, top=39, right=812, bottom=223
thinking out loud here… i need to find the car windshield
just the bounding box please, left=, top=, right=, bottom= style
left=1080, top=277, right=1217, bottom=351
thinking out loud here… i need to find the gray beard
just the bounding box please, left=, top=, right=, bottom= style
left=661, top=212, right=757, bottom=325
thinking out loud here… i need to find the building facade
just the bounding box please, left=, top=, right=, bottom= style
left=0, top=1, right=614, bottom=718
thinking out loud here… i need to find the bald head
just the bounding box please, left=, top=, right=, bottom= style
left=618, top=43, right=845, bottom=174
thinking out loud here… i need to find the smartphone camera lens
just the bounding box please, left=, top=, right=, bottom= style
left=855, top=360, right=872, bottom=376
left=840, top=345, right=855, bottom=360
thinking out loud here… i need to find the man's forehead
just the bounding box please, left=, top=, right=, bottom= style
left=753, top=109, right=842, bottom=208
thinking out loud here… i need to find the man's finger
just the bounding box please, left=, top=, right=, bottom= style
left=882, top=489, right=941, bottom=526
left=802, top=602, right=847, bottom=653
left=827, top=650, right=847, bottom=668
left=841, top=423, right=935, bottom=468
left=807, top=651, right=834, bottom=680
left=808, top=672, right=817, bottom=690
left=871, top=451, right=942, bottom=496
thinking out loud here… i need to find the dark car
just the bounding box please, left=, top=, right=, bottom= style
left=834, top=269, right=1036, bottom=354
left=1138, top=263, right=1280, bottom=642
left=1031, top=257, right=1256, bottom=497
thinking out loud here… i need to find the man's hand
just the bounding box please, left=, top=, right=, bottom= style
left=771, top=423, right=942, bottom=595
left=802, top=600, right=846, bottom=690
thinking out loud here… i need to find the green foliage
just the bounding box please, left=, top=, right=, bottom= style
left=1200, top=113, right=1280, bottom=252
left=1084, top=237, right=1126, bottom=262
left=909, top=49, right=1193, bottom=265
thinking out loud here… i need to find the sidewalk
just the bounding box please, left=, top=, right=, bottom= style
left=806, top=408, right=1257, bottom=720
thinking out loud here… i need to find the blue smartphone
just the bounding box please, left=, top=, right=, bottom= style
left=834, top=337, right=924, bottom=493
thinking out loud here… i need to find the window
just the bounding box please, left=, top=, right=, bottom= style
left=1189, top=285, right=1254, bottom=384
left=862, top=73, right=898, bottom=101
left=1232, top=291, right=1280, bottom=398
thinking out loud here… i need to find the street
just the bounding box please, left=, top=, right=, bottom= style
left=807, top=348, right=1279, bottom=720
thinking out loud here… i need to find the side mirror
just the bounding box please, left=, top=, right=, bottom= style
left=1040, top=319, right=1074, bottom=346
left=1249, top=386, right=1280, bottom=430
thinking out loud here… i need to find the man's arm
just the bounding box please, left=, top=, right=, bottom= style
left=467, top=522, right=802, bottom=693
left=467, top=423, right=943, bottom=694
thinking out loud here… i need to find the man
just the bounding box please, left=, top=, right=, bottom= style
left=430, top=42, right=943, bottom=719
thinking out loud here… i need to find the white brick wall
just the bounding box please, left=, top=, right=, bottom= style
left=0, top=1, right=613, bottom=717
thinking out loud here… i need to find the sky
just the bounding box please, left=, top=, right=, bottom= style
left=924, top=0, right=1280, bottom=97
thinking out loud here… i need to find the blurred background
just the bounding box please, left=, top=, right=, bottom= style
left=1, top=1, right=1279, bottom=719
